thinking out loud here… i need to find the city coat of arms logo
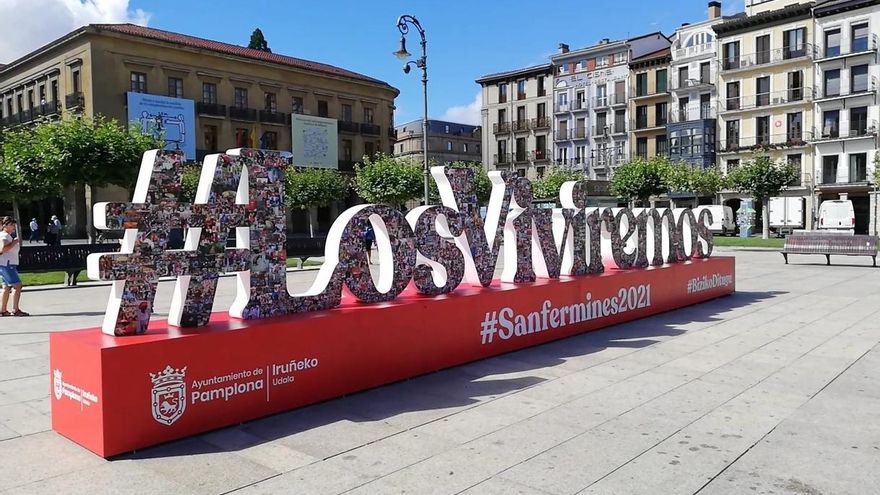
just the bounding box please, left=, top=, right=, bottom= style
left=53, top=369, right=63, bottom=400
left=150, top=365, right=187, bottom=426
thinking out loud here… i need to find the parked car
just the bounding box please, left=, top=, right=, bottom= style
left=818, top=199, right=855, bottom=232
left=695, top=205, right=736, bottom=236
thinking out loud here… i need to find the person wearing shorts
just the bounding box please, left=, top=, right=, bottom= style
left=0, top=217, right=28, bottom=317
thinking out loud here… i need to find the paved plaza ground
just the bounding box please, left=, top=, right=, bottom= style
left=0, top=249, right=878, bottom=494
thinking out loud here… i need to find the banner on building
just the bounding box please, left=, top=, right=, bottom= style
left=291, top=114, right=338, bottom=168
left=127, top=92, right=196, bottom=160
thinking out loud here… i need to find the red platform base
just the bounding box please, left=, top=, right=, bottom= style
left=50, top=257, right=734, bottom=457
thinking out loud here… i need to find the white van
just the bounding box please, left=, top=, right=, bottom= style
left=769, top=197, right=804, bottom=231
left=818, top=199, right=855, bottom=231
left=695, top=205, right=736, bottom=236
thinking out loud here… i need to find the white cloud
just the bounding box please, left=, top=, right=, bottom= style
left=0, top=0, right=150, bottom=63
left=440, top=92, right=481, bottom=126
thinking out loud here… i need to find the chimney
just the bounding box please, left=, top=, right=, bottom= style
left=708, top=1, right=721, bottom=20
left=558, top=43, right=570, bottom=54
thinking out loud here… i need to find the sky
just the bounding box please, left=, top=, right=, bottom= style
left=0, top=0, right=745, bottom=126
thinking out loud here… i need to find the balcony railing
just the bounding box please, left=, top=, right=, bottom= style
left=259, top=110, right=287, bottom=125
left=338, top=120, right=359, bottom=133
left=516, top=92, right=527, bottom=100
left=196, top=102, right=226, bottom=117
left=672, top=78, right=714, bottom=92
left=814, top=80, right=877, bottom=100
left=671, top=104, right=716, bottom=123
left=555, top=102, right=571, bottom=113
left=593, top=94, right=627, bottom=108
left=514, top=151, right=529, bottom=163
left=592, top=123, right=627, bottom=136
left=809, top=120, right=878, bottom=142
left=554, top=128, right=587, bottom=140
left=673, top=41, right=716, bottom=61
left=816, top=35, right=878, bottom=61
left=493, top=121, right=511, bottom=133
left=531, top=149, right=551, bottom=161
left=531, top=116, right=551, bottom=129
left=555, top=157, right=588, bottom=168
left=360, top=123, right=381, bottom=135
left=721, top=43, right=814, bottom=71
left=631, top=114, right=669, bottom=130
left=718, top=132, right=810, bottom=153
left=229, top=106, right=257, bottom=121
left=65, top=92, right=84, bottom=110
left=512, top=119, right=530, bottom=132
left=590, top=151, right=628, bottom=168
left=494, top=153, right=511, bottom=165
left=35, top=101, right=61, bottom=118
left=721, top=87, right=813, bottom=112
left=631, top=86, right=670, bottom=99
left=820, top=168, right=869, bottom=185
left=573, top=99, right=588, bottom=111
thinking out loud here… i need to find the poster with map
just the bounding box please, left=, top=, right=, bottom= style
left=291, top=114, right=338, bottom=168
left=127, top=92, right=195, bottom=160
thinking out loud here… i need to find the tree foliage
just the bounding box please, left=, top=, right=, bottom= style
left=428, top=161, right=492, bottom=205
left=666, top=163, right=727, bottom=198
left=248, top=28, right=271, bottom=52
left=180, top=164, right=202, bottom=203
left=354, top=153, right=423, bottom=207
left=532, top=167, right=582, bottom=201
left=285, top=167, right=349, bottom=210
left=610, top=156, right=672, bottom=204
left=726, top=156, right=799, bottom=200
left=0, top=129, right=61, bottom=202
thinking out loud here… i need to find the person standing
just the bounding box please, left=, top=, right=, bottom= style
left=0, top=217, right=29, bottom=317
left=46, top=215, right=61, bottom=246
left=28, top=218, right=39, bottom=243
left=363, top=221, right=375, bottom=264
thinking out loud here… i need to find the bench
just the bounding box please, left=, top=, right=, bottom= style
left=285, top=236, right=326, bottom=267
left=17, top=244, right=123, bottom=286
left=781, top=233, right=879, bottom=267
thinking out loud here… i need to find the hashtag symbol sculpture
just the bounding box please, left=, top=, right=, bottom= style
left=88, top=150, right=248, bottom=336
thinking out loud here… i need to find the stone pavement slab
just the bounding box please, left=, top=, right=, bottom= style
left=1, top=249, right=879, bottom=494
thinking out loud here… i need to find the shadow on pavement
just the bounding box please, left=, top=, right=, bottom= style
left=118, top=289, right=782, bottom=461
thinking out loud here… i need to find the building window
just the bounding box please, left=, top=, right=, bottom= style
left=235, top=128, right=249, bottom=148
left=341, top=103, right=352, bottom=121
left=787, top=154, right=802, bottom=185
left=364, top=141, right=375, bottom=157
left=261, top=131, right=278, bottom=150
left=71, top=68, right=81, bottom=93
left=786, top=112, right=802, bottom=141
left=463, top=143, right=468, bottom=153
left=726, top=120, right=739, bottom=149
left=656, top=135, right=668, bottom=156
left=636, top=137, right=648, bottom=158
left=850, top=107, right=868, bottom=136
left=292, top=96, right=304, bottom=114
left=850, top=153, right=867, bottom=182
left=537, top=166, right=546, bottom=178
left=498, top=83, right=508, bottom=103
left=635, top=105, right=648, bottom=129
left=38, top=85, right=46, bottom=105
left=788, top=71, right=803, bottom=101
left=655, top=102, right=667, bottom=126
left=27, top=89, right=34, bottom=110
left=822, top=109, right=840, bottom=138
left=635, top=73, right=648, bottom=96
left=723, top=41, right=740, bottom=70
left=756, top=76, right=770, bottom=106
left=699, top=62, right=710, bottom=84
left=537, top=76, right=545, bottom=96
left=614, top=52, right=626, bottom=64
left=447, top=141, right=453, bottom=151
left=656, top=69, right=667, bottom=93
left=264, top=92, right=277, bottom=112
left=445, top=124, right=450, bottom=133
left=342, top=139, right=353, bottom=161
left=203, top=125, right=218, bottom=151
left=823, top=155, right=839, bottom=184
left=824, top=69, right=841, bottom=97
left=852, top=23, right=869, bottom=52
left=130, top=72, right=147, bottom=93
left=783, top=27, right=807, bottom=58
left=678, top=66, right=689, bottom=88
left=202, top=82, right=217, bottom=104
left=314, top=100, right=328, bottom=117
left=168, top=77, right=183, bottom=98
left=363, top=107, right=374, bottom=123
left=517, top=79, right=526, bottom=100
left=498, top=108, right=507, bottom=124
left=596, top=55, right=608, bottom=68
left=824, top=28, right=841, bottom=57
left=756, top=116, right=770, bottom=144
left=756, top=34, right=770, bottom=64
left=234, top=87, right=248, bottom=109
left=51, top=80, right=58, bottom=103
left=727, top=159, right=740, bottom=171
left=851, top=65, right=869, bottom=93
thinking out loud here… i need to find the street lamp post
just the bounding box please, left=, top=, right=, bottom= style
left=394, top=15, right=430, bottom=205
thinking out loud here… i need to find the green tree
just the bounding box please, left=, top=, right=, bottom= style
left=532, top=167, right=582, bottom=201
left=248, top=28, right=271, bottom=52
left=727, top=155, right=799, bottom=239
left=428, top=161, right=492, bottom=205
left=180, top=164, right=202, bottom=203
left=610, top=155, right=672, bottom=206
left=665, top=163, right=727, bottom=202
left=285, top=167, right=349, bottom=236
left=354, top=153, right=423, bottom=208
left=19, top=116, right=162, bottom=241
left=1, top=129, right=62, bottom=230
